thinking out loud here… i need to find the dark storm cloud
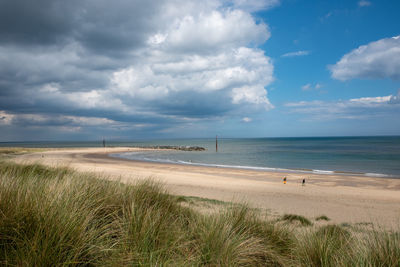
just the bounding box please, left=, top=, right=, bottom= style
left=0, top=0, right=77, bottom=45
left=0, top=0, right=163, bottom=52
left=76, top=0, right=164, bottom=54
left=0, top=0, right=162, bottom=98
left=0, top=0, right=166, bottom=105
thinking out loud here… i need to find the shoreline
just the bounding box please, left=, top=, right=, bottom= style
left=110, top=151, right=399, bottom=179
left=11, top=147, right=400, bottom=228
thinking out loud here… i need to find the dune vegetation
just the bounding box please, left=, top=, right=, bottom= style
left=0, top=161, right=399, bottom=266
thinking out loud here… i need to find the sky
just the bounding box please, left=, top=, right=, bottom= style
left=0, top=0, right=399, bottom=141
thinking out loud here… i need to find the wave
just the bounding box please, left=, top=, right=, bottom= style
left=111, top=152, right=394, bottom=178
left=312, top=169, right=335, bottom=174
left=365, top=173, right=390, bottom=178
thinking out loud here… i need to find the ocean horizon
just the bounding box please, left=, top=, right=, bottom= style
left=2, top=136, right=400, bottom=178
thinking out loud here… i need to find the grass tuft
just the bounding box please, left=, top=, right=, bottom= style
left=281, top=214, right=312, bottom=226
left=352, top=229, right=400, bottom=266
left=295, top=225, right=352, bottom=266
left=315, top=215, right=330, bottom=221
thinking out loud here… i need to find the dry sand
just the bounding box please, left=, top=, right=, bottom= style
left=13, top=147, right=400, bottom=228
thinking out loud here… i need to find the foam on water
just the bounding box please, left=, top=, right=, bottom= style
left=111, top=151, right=394, bottom=178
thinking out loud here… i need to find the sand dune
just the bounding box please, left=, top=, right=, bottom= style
left=14, top=147, right=400, bottom=228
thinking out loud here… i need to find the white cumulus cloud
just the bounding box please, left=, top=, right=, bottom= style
left=157, top=10, right=270, bottom=53
left=330, top=36, right=400, bottom=81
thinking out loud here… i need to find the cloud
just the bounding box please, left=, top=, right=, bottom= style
left=281, top=50, right=310, bottom=58
left=358, top=0, right=371, bottom=7
left=389, top=89, right=400, bottom=104
left=0, top=110, right=156, bottom=140
left=0, top=112, right=119, bottom=128
left=241, top=117, right=252, bottom=122
left=301, top=83, right=323, bottom=91
left=229, top=0, right=280, bottom=12
left=109, top=47, right=274, bottom=114
left=149, top=10, right=270, bottom=54
left=330, top=36, right=400, bottom=81
left=301, top=84, right=311, bottom=91
left=285, top=92, right=400, bottom=120
left=0, top=0, right=167, bottom=53
left=0, top=111, right=14, bottom=125
left=0, top=0, right=275, bottom=140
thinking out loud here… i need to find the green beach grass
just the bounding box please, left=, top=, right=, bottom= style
left=0, top=161, right=399, bottom=266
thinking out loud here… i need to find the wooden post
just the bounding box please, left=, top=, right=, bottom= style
left=216, top=135, right=218, bottom=152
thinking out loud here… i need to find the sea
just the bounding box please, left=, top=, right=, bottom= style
left=2, top=136, right=400, bottom=178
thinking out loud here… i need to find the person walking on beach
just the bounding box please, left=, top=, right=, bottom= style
left=302, top=178, right=305, bottom=186
left=283, top=177, right=287, bottom=184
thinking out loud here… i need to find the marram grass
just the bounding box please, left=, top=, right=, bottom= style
left=0, top=162, right=399, bottom=266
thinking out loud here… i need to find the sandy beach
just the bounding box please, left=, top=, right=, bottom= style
left=13, top=147, right=400, bottom=228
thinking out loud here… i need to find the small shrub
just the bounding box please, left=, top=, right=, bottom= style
left=315, top=215, right=330, bottom=221
left=340, top=222, right=351, bottom=227
left=281, top=214, right=312, bottom=226
left=175, top=196, right=187, bottom=202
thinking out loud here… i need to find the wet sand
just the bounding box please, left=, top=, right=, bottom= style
left=13, top=147, right=400, bottom=228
